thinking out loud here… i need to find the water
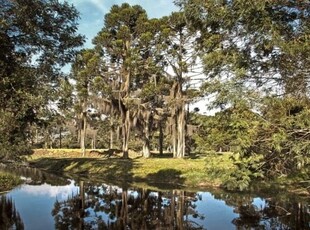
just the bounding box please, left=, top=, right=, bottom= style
left=0, top=167, right=309, bottom=230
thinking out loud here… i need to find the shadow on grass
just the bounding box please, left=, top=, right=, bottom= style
left=149, top=152, right=173, bottom=158
left=136, top=169, right=186, bottom=190
left=149, top=152, right=205, bottom=159
left=31, top=157, right=135, bottom=188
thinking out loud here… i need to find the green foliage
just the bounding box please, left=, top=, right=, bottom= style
left=0, top=110, right=33, bottom=160
left=0, top=172, right=21, bottom=191
left=194, top=96, right=310, bottom=189
left=252, top=97, right=310, bottom=176
left=179, top=0, right=310, bottom=183
left=204, top=153, right=234, bottom=180
left=0, top=0, right=83, bottom=160
left=204, top=153, right=263, bottom=191
left=192, top=103, right=260, bottom=153
left=223, top=154, right=264, bottom=191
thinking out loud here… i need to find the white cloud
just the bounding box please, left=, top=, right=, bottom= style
left=21, top=180, right=79, bottom=201
left=89, top=0, right=109, bottom=14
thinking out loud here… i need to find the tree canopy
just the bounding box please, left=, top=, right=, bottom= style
left=0, top=0, right=84, bottom=160
left=1, top=0, right=310, bottom=190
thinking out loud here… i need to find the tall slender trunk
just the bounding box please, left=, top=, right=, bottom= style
left=121, top=49, right=131, bottom=158
left=110, top=112, right=114, bottom=149
left=122, top=110, right=130, bottom=158
left=59, top=127, right=62, bottom=149
left=81, top=111, right=87, bottom=156
left=159, top=119, right=164, bottom=155
left=173, top=115, right=177, bottom=157
left=35, top=128, right=38, bottom=144
left=92, top=131, right=96, bottom=149
left=44, top=129, right=49, bottom=149
left=77, top=128, right=80, bottom=146
left=143, top=113, right=151, bottom=158
left=176, top=105, right=185, bottom=158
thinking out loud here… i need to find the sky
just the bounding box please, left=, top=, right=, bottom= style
left=64, top=0, right=179, bottom=48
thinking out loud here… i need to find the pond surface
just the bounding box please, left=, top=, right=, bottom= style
left=0, top=166, right=309, bottom=230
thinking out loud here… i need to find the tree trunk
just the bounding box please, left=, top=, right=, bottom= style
left=110, top=116, right=114, bottom=149
left=142, top=113, right=151, bottom=158
left=142, top=142, right=151, bottom=158
left=59, top=127, right=62, bottom=149
left=35, top=128, right=39, bottom=144
left=77, top=128, right=80, bottom=146
left=122, top=110, right=130, bottom=158
left=173, top=116, right=177, bottom=157
left=176, top=105, right=186, bottom=158
left=44, top=129, right=49, bottom=149
left=110, top=107, right=114, bottom=149
left=80, top=112, right=87, bottom=156
left=91, top=132, right=96, bottom=149
left=158, top=119, right=164, bottom=155
left=121, top=55, right=131, bottom=158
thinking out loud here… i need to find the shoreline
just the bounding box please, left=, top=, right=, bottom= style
left=25, top=149, right=310, bottom=196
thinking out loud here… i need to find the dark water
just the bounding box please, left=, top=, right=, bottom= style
left=0, top=167, right=309, bottom=230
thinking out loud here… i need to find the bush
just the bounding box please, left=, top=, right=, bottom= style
left=0, top=172, right=21, bottom=191
left=222, top=154, right=264, bottom=191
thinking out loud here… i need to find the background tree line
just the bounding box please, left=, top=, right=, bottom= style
left=1, top=0, right=309, bottom=188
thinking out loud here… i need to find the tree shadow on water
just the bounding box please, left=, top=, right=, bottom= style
left=144, top=169, right=186, bottom=190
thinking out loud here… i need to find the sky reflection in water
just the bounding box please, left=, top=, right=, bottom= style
left=1, top=169, right=309, bottom=230
left=7, top=180, right=78, bottom=230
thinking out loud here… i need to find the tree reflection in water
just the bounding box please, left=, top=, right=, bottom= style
left=232, top=199, right=310, bottom=229
left=52, top=182, right=205, bottom=230
left=52, top=181, right=310, bottom=230
left=212, top=190, right=310, bottom=230
left=0, top=195, right=24, bottom=229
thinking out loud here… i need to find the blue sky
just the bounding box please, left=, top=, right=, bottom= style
left=64, top=0, right=178, bottom=48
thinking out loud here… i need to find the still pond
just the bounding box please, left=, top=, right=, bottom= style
left=0, top=166, right=309, bottom=229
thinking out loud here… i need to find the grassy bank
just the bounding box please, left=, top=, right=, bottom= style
left=0, top=172, right=21, bottom=192
left=28, top=149, right=309, bottom=195
left=28, top=149, right=235, bottom=189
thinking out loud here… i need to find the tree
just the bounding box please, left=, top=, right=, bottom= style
left=93, top=4, right=168, bottom=158
left=177, top=0, right=310, bottom=177
left=192, top=103, right=260, bottom=153
left=159, top=12, right=202, bottom=158
left=0, top=0, right=84, bottom=160
left=56, top=77, right=75, bottom=148
left=72, top=49, right=101, bottom=155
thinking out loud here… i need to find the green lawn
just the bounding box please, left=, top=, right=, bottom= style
left=27, top=149, right=309, bottom=195
left=28, top=149, right=235, bottom=189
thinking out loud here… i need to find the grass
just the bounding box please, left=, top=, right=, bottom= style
left=28, top=149, right=235, bottom=189
left=0, top=172, right=21, bottom=192
left=27, top=149, right=310, bottom=195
